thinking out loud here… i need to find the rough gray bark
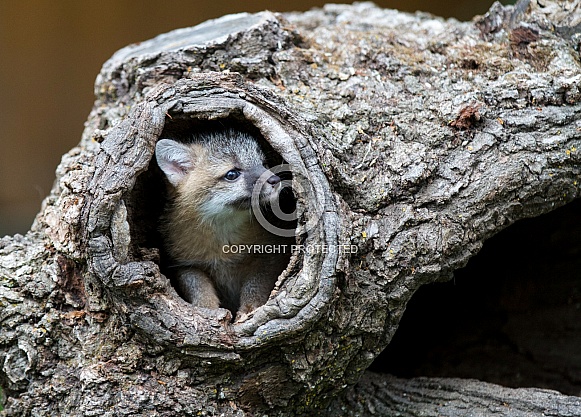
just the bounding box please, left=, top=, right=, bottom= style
left=1, top=1, right=580, bottom=416
left=329, top=373, right=581, bottom=416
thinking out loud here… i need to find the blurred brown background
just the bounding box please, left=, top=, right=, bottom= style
left=0, top=0, right=513, bottom=236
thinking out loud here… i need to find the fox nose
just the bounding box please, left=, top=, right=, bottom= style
left=267, top=174, right=281, bottom=185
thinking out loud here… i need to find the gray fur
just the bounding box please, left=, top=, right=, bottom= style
left=156, top=128, right=292, bottom=321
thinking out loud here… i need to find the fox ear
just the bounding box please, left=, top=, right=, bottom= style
left=155, top=139, right=194, bottom=186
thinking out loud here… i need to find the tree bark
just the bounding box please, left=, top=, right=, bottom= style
left=329, top=373, right=581, bottom=416
left=1, top=1, right=580, bottom=415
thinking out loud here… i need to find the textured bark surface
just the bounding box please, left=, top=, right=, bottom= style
left=329, top=373, right=581, bottom=416
left=1, top=1, right=580, bottom=416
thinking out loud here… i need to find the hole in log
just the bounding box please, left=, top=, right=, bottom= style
left=85, top=75, right=339, bottom=346
left=123, top=154, right=166, bottom=261
left=148, top=115, right=297, bottom=318
left=371, top=199, right=581, bottom=396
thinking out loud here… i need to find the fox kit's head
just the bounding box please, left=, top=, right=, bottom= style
left=156, top=129, right=281, bottom=221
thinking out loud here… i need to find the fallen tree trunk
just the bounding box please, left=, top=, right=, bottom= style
left=330, top=373, right=581, bottom=416
left=1, top=1, right=580, bottom=415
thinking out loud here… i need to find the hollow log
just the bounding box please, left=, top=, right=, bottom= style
left=1, top=1, right=580, bottom=415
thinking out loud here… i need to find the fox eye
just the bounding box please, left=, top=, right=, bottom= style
left=224, top=169, right=241, bottom=181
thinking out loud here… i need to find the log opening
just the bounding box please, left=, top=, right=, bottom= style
left=371, top=198, right=581, bottom=396
left=144, top=115, right=298, bottom=312
left=83, top=75, right=341, bottom=347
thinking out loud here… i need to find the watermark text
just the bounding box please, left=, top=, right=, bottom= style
left=222, top=244, right=358, bottom=255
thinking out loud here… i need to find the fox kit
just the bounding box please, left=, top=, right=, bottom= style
left=156, top=128, right=291, bottom=320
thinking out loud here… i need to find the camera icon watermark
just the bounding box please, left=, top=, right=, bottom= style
left=251, top=163, right=326, bottom=238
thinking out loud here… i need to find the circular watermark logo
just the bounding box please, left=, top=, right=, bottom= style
left=251, top=163, right=326, bottom=238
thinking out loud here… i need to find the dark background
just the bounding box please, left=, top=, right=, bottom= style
left=0, top=0, right=513, bottom=236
